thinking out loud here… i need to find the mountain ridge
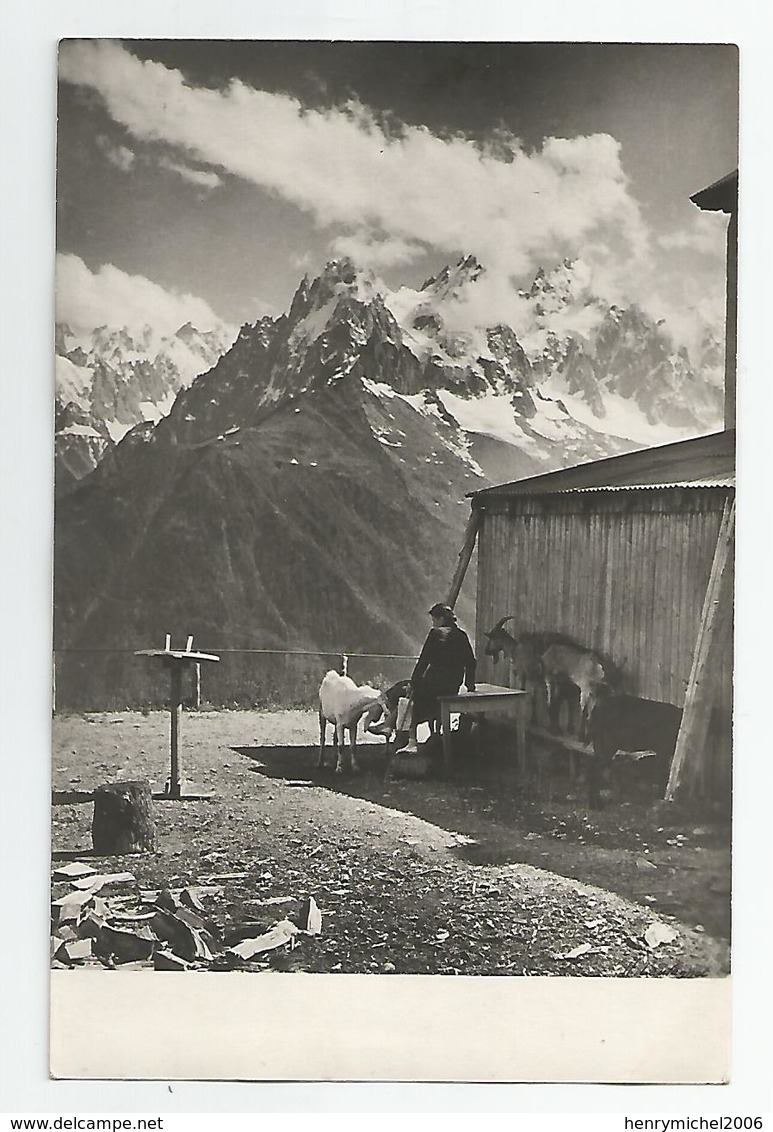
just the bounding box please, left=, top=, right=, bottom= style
left=53, top=255, right=724, bottom=706
left=55, top=254, right=723, bottom=492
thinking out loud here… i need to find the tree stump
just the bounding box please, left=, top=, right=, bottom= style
left=92, top=781, right=157, bottom=855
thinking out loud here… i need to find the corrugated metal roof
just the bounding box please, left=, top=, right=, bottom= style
left=470, top=430, right=735, bottom=501
left=552, top=476, right=734, bottom=494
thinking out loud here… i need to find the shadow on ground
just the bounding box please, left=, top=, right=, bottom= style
left=234, top=739, right=732, bottom=940
left=52, top=848, right=102, bottom=862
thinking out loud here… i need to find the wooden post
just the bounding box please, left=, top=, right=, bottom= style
left=724, top=210, right=738, bottom=430
left=446, top=507, right=482, bottom=608
left=440, top=700, right=453, bottom=771
left=169, top=661, right=183, bottom=799
left=665, top=498, right=735, bottom=801
left=92, top=781, right=156, bottom=854
left=193, top=662, right=201, bottom=710
left=514, top=699, right=528, bottom=780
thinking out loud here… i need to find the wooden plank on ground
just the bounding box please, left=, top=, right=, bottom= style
left=528, top=726, right=592, bottom=757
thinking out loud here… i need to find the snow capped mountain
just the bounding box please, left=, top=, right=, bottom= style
left=56, top=321, right=235, bottom=431
left=516, top=259, right=724, bottom=443
left=368, top=254, right=722, bottom=463
left=97, top=253, right=721, bottom=499
left=55, top=254, right=724, bottom=495
left=145, top=256, right=677, bottom=513
left=56, top=351, right=93, bottom=408
left=54, top=320, right=235, bottom=490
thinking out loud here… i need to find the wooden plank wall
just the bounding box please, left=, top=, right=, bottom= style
left=475, top=487, right=733, bottom=799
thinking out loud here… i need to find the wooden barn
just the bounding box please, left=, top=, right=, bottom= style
left=466, top=429, right=735, bottom=805
left=449, top=171, right=738, bottom=809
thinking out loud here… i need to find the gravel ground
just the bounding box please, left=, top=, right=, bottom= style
left=50, top=708, right=731, bottom=976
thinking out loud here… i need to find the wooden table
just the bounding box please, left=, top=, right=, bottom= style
left=438, top=683, right=529, bottom=771
left=135, top=644, right=219, bottom=799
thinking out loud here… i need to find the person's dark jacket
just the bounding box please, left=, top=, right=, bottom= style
left=411, top=625, right=476, bottom=696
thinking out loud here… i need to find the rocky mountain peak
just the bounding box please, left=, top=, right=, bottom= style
left=523, top=258, right=594, bottom=320
left=235, top=314, right=277, bottom=349
left=286, top=259, right=380, bottom=330
left=55, top=322, right=75, bottom=354
left=314, top=258, right=379, bottom=305
left=321, top=256, right=359, bottom=286
left=174, top=321, right=199, bottom=343
left=91, top=324, right=155, bottom=358
left=422, top=254, right=484, bottom=299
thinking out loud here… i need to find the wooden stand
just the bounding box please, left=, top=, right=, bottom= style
left=135, top=638, right=220, bottom=799
left=92, top=780, right=156, bottom=854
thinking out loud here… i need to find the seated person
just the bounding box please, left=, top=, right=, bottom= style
left=404, top=603, right=476, bottom=753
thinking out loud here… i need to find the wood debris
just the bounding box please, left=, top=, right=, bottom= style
left=52, top=862, right=98, bottom=881
left=644, top=921, right=680, bottom=949
left=227, top=919, right=299, bottom=961
left=50, top=866, right=324, bottom=970
left=71, top=871, right=136, bottom=892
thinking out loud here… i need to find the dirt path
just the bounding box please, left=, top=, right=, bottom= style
left=51, top=709, right=730, bottom=975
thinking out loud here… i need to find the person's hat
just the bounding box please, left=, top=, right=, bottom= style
left=428, top=602, right=456, bottom=621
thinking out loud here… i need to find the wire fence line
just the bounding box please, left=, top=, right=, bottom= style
left=54, top=647, right=420, bottom=659
left=52, top=647, right=421, bottom=714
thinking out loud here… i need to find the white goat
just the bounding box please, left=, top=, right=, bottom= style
left=318, top=670, right=386, bottom=774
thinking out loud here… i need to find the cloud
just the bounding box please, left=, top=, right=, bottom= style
left=291, top=251, right=313, bottom=272
left=658, top=211, right=728, bottom=257
left=59, top=41, right=649, bottom=279
left=433, top=272, right=534, bottom=338
left=58, top=40, right=726, bottom=352
left=56, top=253, right=232, bottom=340
left=96, top=135, right=135, bottom=171
left=330, top=231, right=427, bottom=269
left=95, top=131, right=221, bottom=187
left=641, top=277, right=727, bottom=363
left=157, top=156, right=223, bottom=190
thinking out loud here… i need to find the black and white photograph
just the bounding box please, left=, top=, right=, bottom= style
left=46, top=37, right=740, bottom=1082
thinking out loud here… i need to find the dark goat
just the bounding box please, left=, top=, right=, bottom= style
left=366, top=680, right=445, bottom=783
left=587, top=692, right=683, bottom=808
left=366, top=680, right=440, bottom=740
left=483, top=617, right=556, bottom=690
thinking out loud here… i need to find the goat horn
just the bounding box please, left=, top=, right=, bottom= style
left=488, top=615, right=515, bottom=634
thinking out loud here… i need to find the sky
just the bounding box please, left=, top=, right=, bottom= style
left=55, top=40, right=738, bottom=354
